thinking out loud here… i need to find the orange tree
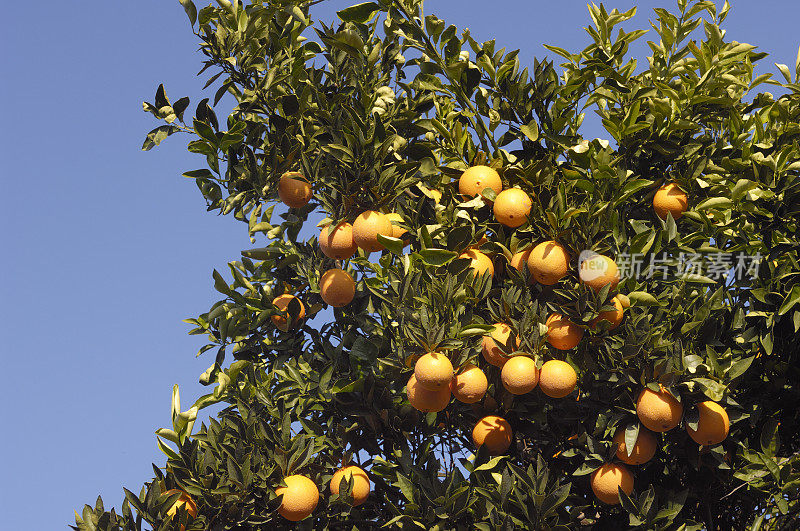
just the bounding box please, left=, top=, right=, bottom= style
left=74, top=0, right=800, bottom=529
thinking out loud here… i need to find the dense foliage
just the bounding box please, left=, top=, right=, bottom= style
left=74, top=0, right=800, bottom=529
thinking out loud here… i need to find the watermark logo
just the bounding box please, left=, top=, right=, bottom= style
left=578, top=250, right=610, bottom=283
left=581, top=251, right=762, bottom=281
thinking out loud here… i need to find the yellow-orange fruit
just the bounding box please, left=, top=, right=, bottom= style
left=527, top=241, right=570, bottom=285
left=278, top=171, right=312, bottom=208
left=385, top=212, right=409, bottom=243
left=320, top=268, right=355, bottom=307
left=353, top=211, right=393, bottom=253
left=275, top=475, right=319, bottom=521
left=613, top=427, right=658, bottom=465
left=451, top=363, right=488, bottom=404
left=406, top=374, right=450, bottom=412
left=591, top=296, right=625, bottom=331
left=546, top=314, right=584, bottom=350
left=164, top=489, right=198, bottom=526
left=617, top=294, right=631, bottom=308
left=493, top=188, right=532, bottom=228
left=330, top=466, right=370, bottom=506
left=653, top=182, right=688, bottom=220
left=501, top=356, right=539, bottom=395
left=319, top=222, right=357, bottom=260
left=459, top=249, right=494, bottom=278
left=271, top=294, right=305, bottom=331
left=481, top=323, right=519, bottom=367
left=579, top=253, right=620, bottom=293
left=509, top=248, right=532, bottom=274
left=686, top=401, right=730, bottom=446
left=538, top=360, right=578, bottom=398
left=414, top=353, right=454, bottom=391
left=472, top=415, right=513, bottom=455
left=458, top=165, right=502, bottom=197
left=590, top=464, right=634, bottom=505
left=637, top=387, right=683, bottom=432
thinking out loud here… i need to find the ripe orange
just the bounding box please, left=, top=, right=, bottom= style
left=472, top=415, right=513, bottom=455
left=546, top=314, right=584, bottom=350
left=278, top=171, right=312, bottom=208
left=414, top=353, right=454, bottom=391
left=509, top=248, right=532, bottom=274
left=613, top=427, right=658, bottom=465
left=451, top=363, right=488, bottom=404
left=319, top=222, right=358, bottom=260
left=271, top=294, right=305, bottom=332
left=617, top=293, right=631, bottom=308
left=538, top=360, right=577, bottom=398
left=385, top=212, right=409, bottom=243
left=653, top=182, right=688, bottom=220
left=590, top=463, right=634, bottom=505
left=459, top=249, right=494, bottom=278
left=458, top=165, right=502, bottom=197
left=330, top=466, right=370, bottom=506
left=406, top=374, right=450, bottom=412
left=164, top=489, right=198, bottom=527
left=636, top=387, right=683, bottom=432
left=275, top=475, right=319, bottom=521
left=579, top=253, right=620, bottom=292
left=481, top=323, right=519, bottom=367
left=353, top=211, right=393, bottom=253
left=686, top=401, right=730, bottom=446
left=493, top=188, right=532, bottom=228
left=527, top=241, right=570, bottom=285
left=320, top=268, right=355, bottom=307
left=501, top=356, right=539, bottom=395
left=591, top=296, right=625, bottom=331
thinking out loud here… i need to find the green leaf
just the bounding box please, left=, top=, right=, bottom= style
left=178, top=0, right=197, bottom=27
left=624, top=424, right=640, bottom=458
left=417, top=248, right=457, bottom=266
left=760, top=418, right=780, bottom=456
left=694, top=378, right=726, bottom=401
left=473, top=455, right=507, bottom=472
left=337, top=2, right=380, bottom=23
left=142, top=125, right=180, bottom=151
left=519, top=120, right=539, bottom=141
left=695, top=197, right=732, bottom=211
left=777, top=285, right=800, bottom=315
left=726, top=356, right=754, bottom=381
left=377, top=234, right=405, bottom=255
left=627, top=291, right=661, bottom=306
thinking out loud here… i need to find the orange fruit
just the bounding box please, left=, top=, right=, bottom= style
left=538, top=360, right=578, bottom=398
left=653, top=182, right=688, bottom=220
left=385, top=212, right=409, bottom=243
left=353, top=211, right=393, bottom=253
left=579, top=253, right=619, bottom=292
left=500, top=356, right=539, bottom=395
left=546, top=314, right=584, bottom=350
left=686, top=401, right=730, bottom=446
left=277, top=171, right=312, bottom=208
left=271, top=294, right=305, bottom=331
left=481, top=323, right=519, bottom=367
left=164, top=489, right=198, bottom=529
left=636, top=387, right=683, bottom=432
left=451, top=363, right=488, bottom=404
left=406, top=374, right=450, bottom=412
left=591, top=296, right=625, bottom=331
left=613, top=427, right=658, bottom=465
left=590, top=463, right=634, bottom=505
left=320, top=268, right=356, bottom=307
left=459, top=249, right=494, bottom=278
left=493, top=188, right=532, bottom=228
left=527, top=241, right=570, bottom=285
left=617, top=293, right=631, bottom=308
left=275, top=475, right=319, bottom=521
left=458, top=165, right=502, bottom=197
left=330, top=466, right=370, bottom=506
left=509, top=248, right=532, bottom=275
left=319, top=222, right=358, bottom=260
left=414, top=353, right=454, bottom=391
left=472, top=415, right=513, bottom=455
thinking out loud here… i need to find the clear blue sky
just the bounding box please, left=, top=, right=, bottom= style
left=1, top=1, right=797, bottom=529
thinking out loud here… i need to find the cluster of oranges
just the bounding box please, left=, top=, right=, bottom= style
left=272, top=466, right=371, bottom=521
left=274, top=166, right=720, bottom=508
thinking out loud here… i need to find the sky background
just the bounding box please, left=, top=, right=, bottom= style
left=1, top=1, right=798, bottom=529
